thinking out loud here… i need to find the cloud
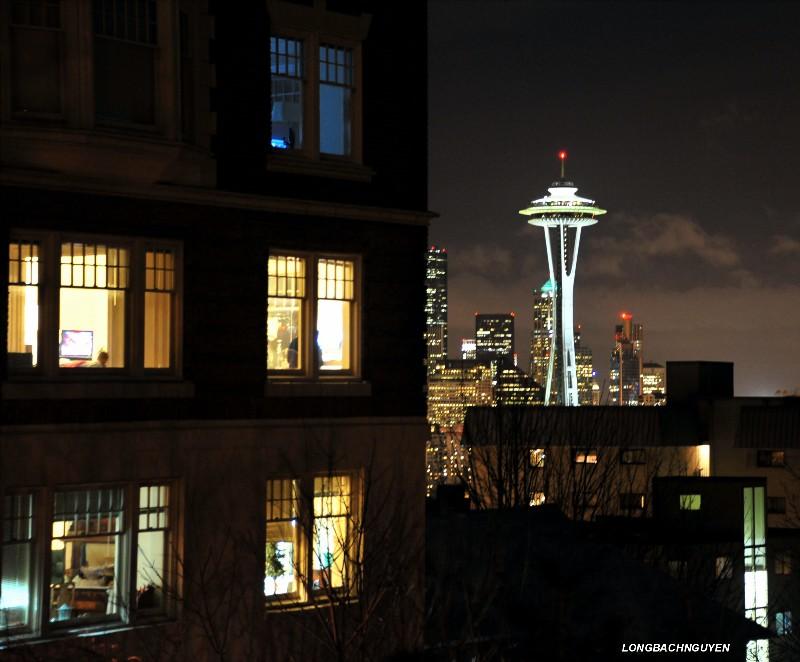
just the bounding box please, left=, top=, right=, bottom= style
left=770, top=234, right=800, bottom=256
left=451, top=243, right=514, bottom=279
left=583, top=213, right=740, bottom=280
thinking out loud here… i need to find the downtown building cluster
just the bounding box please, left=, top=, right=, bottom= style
left=0, top=2, right=428, bottom=659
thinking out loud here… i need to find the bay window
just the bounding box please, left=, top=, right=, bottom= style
left=1, top=493, right=35, bottom=631
left=267, top=253, right=358, bottom=378
left=6, top=233, right=181, bottom=377
left=0, top=482, right=174, bottom=636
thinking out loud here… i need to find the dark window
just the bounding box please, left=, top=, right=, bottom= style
left=10, top=0, right=62, bottom=115
left=319, top=44, right=354, bottom=155
left=767, top=496, right=787, bottom=514
left=93, top=0, right=157, bottom=125
left=620, top=448, right=646, bottom=465
left=619, top=492, right=645, bottom=512
left=179, top=11, right=195, bottom=142
left=757, top=450, right=785, bottom=468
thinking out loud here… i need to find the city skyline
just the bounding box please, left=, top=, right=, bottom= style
left=429, top=1, right=800, bottom=396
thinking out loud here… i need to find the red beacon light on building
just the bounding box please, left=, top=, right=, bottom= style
left=620, top=312, right=633, bottom=320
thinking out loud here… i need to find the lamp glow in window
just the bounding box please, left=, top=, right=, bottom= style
left=268, top=255, right=306, bottom=371
left=144, top=249, right=175, bottom=369
left=313, top=476, right=351, bottom=590
left=316, top=259, right=354, bottom=371
left=265, top=479, right=299, bottom=598
left=59, top=243, right=129, bottom=368
left=50, top=488, right=124, bottom=623
left=7, top=241, right=40, bottom=371
left=136, top=485, right=169, bottom=611
left=1, top=494, right=35, bottom=630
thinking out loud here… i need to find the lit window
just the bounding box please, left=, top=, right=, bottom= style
left=7, top=234, right=181, bottom=377
left=313, top=475, right=352, bottom=591
left=1, top=494, right=35, bottom=631
left=7, top=240, right=40, bottom=371
left=319, top=45, right=354, bottom=156
left=317, top=259, right=354, bottom=371
left=267, top=255, right=306, bottom=371
left=529, top=448, right=545, bottom=468
left=93, top=0, right=158, bottom=125
left=267, top=254, right=358, bottom=377
left=530, top=492, right=546, bottom=507
left=715, top=555, right=733, bottom=579
left=574, top=449, right=598, bottom=464
left=50, top=488, right=125, bottom=623
left=679, top=494, right=702, bottom=510
left=136, top=485, right=170, bottom=611
left=776, top=611, right=792, bottom=636
left=265, top=479, right=300, bottom=599
left=270, top=37, right=304, bottom=149
left=59, top=242, right=129, bottom=368
left=774, top=552, right=792, bottom=576
left=144, top=249, right=176, bottom=369
left=756, top=450, right=785, bottom=467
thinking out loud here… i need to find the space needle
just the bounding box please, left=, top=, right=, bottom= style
left=519, top=152, right=606, bottom=406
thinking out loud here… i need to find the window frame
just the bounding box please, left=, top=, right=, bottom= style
left=267, top=251, right=361, bottom=381
left=0, top=481, right=177, bottom=640
left=679, top=493, right=702, bottom=511
left=267, top=26, right=364, bottom=166
left=264, top=472, right=360, bottom=607
left=756, top=450, right=785, bottom=468
left=0, top=490, right=38, bottom=636
left=6, top=231, right=183, bottom=380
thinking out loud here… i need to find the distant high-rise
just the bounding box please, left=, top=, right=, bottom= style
left=641, top=362, right=666, bottom=405
left=574, top=326, right=594, bottom=406
left=461, top=337, right=476, bottom=360
left=425, top=246, right=448, bottom=371
left=475, top=313, right=515, bottom=366
left=519, top=152, right=606, bottom=406
left=609, top=312, right=643, bottom=405
left=530, top=280, right=556, bottom=400
left=494, top=365, right=544, bottom=406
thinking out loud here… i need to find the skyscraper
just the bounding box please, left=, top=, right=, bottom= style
left=519, top=152, right=606, bottom=406
left=610, top=312, right=643, bottom=405
left=641, top=362, right=667, bottom=405
left=475, top=313, right=515, bottom=366
left=426, top=246, right=448, bottom=372
left=574, top=325, right=594, bottom=406
left=461, top=337, right=477, bottom=360
left=530, top=279, right=556, bottom=399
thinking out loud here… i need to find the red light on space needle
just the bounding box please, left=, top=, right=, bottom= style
left=559, top=150, right=567, bottom=160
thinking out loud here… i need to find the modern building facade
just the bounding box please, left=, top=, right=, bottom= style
left=610, top=312, right=643, bottom=406
left=519, top=153, right=606, bottom=406
left=642, top=361, right=666, bottom=405
left=474, top=313, right=514, bottom=367
left=425, top=246, right=448, bottom=373
left=529, top=279, right=555, bottom=400
left=0, top=1, right=428, bottom=659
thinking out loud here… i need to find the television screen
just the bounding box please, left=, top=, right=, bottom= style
left=59, top=330, right=94, bottom=360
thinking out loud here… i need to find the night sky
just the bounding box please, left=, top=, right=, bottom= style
left=428, top=1, right=800, bottom=396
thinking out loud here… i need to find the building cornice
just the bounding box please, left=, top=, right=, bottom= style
left=0, top=168, right=435, bottom=227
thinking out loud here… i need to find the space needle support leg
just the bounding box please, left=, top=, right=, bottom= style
left=543, top=226, right=557, bottom=405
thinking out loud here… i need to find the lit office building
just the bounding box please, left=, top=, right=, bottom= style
left=461, top=337, right=476, bottom=360
left=494, top=365, right=544, bottom=406
left=427, top=360, right=494, bottom=431
left=475, top=313, right=515, bottom=367
left=574, top=326, right=594, bottom=406
left=530, top=280, right=556, bottom=401
left=426, top=246, right=448, bottom=372
left=641, top=362, right=666, bottom=405
left=609, top=312, right=643, bottom=405
left=426, top=425, right=471, bottom=497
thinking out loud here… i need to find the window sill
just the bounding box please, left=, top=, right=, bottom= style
left=266, top=151, right=374, bottom=182
left=266, top=380, right=371, bottom=398
left=2, top=380, right=195, bottom=400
